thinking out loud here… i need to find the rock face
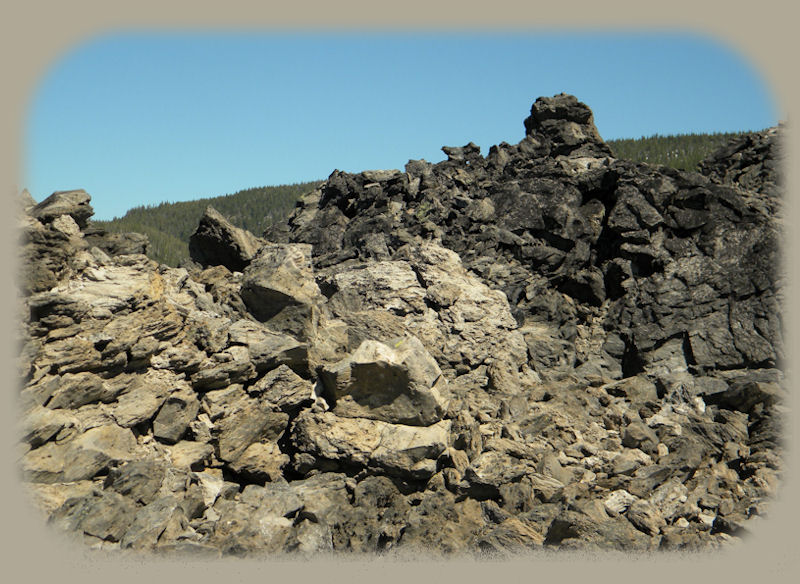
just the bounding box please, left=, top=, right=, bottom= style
left=16, top=95, right=785, bottom=556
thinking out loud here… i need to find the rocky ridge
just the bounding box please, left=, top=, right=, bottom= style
left=16, top=95, right=785, bottom=556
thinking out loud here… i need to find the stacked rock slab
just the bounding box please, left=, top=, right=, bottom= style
left=16, top=94, right=785, bottom=556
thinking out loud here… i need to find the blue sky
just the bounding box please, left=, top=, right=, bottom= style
left=24, top=32, right=779, bottom=220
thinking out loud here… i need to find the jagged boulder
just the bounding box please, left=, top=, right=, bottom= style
left=31, top=189, right=94, bottom=228
left=320, top=335, right=448, bottom=426
left=291, top=411, right=451, bottom=480
left=189, top=206, right=263, bottom=271
left=240, top=243, right=322, bottom=339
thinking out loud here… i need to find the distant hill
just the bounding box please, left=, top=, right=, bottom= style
left=93, top=132, right=748, bottom=267
left=607, top=131, right=745, bottom=170
left=93, top=182, right=323, bottom=266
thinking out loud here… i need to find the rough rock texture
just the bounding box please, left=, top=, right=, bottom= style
left=189, top=206, right=264, bottom=272
left=16, top=94, right=785, bottom=557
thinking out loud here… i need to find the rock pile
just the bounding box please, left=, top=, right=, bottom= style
left=17, top=95, right=785, bottom=556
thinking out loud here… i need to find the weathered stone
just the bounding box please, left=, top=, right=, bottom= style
left=189, top=206, right=263, bottom=271
left=626, top=499, right=665, bottom=535
left=604, top=490, right=638, bottom=515
left=214, top=398, right=288, bottom=463
left=226, top=442, right=289, bottom=482
left=167, top=441, right=214, bottom=469
left=320, top=335, right=447, bottom=426
left=291, top=411, right=451, bottom=479
left=120, top=495, right=189, bottom=550
left=251, top=364, right=316, bottom=414
left=50, top=490, right=138, bottom=542
left=22, top=424, right=139, bottom=483
left=16, top=97, right=784, bottom=555
left=32, top=190, right=94, bottom=228
left=240, top=243, right=321, bottom=332
left=153, top=390, right=201, bottom=444
left=104, top=460, right=167, bottom=505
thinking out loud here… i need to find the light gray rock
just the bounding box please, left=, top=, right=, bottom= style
left=240, top=243, right=322, bottom=334
left=32, top=189, right=94, bottom=228
left=603, top=489, right=638, bottom=515
left=320, top=335, right=448, bottom=426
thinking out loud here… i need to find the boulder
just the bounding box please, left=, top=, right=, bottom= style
left=240, top=243, right=322, bottom=338
left=291, top=411, right=451, bottom=480
left=189, top=206, right=263, bottom=271
left=31, top=189, right=94, bottom=228
left=320, top=335, right=448, bottom=426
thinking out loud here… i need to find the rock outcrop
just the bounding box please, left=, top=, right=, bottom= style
left=16, top=94, right=785, bottom=556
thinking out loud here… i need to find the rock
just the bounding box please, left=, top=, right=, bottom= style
left=251, top=364, right=316, bottom=414
left=50, top=490, right=138, bottom=542
left=320, top=335, right=448, bottom=426
left=110, top=372, right=173, bottom=428
left=214, top=397, right=288, bottom=463
left=400, top=490, right=485, bottom=553
left=621, top=421, right=660, bottom=454
left=227, top=319, right=309, bottom=374
left=16, top=95, right=784, bottom=556
left=604, top=490, right=638, bottom=515
left=31, top=189, right=94, bottom=228
left=85, top=229, right=150, bottom=256
left=463, top=451, right=538, bottom=499
left=153, top=389, right=201, bottom=444
left=167, top=441, right=214, bottom=469
left=46, top=371, right=119, bottom=409
left=544, top=509, right=654, bottom=550
left=225, top=442, right=289, bottom=482
left=291, top=411, right=451, bottom=479
left=22, top=424, right=139, bottom=483
left=189, top=206, right=263, bottom=271
left=120, top=495, right=189, bottom=550
left=626, top=499, right=665, bottom=535
left=240, top=243, right=322, bottom=337
left=104, top=460, right=167, bottom=505
left=19, top=406, right=76, bottom=449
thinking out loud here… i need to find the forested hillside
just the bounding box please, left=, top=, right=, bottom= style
left=607, top=131, right=745, bottom=170
left=94, top=182, right=322, bottom=266
left=93, top=132, right=748, bottom=266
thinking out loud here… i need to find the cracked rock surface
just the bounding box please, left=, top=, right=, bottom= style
left=16, top=94, right=785, bottom=556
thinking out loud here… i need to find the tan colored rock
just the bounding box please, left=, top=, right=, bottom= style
left=320, top=335, right=448, bottom=426
left=214, top=398, right=288, bottom=463
left=167, top=441, right=214, bottom=469
left=626, top=499, right=666, bottom=535
left=22, top=424, right=139, bottom=483
left=292, top=411, right=451, bottom=479
left=226, top=442, right=289, bottom=481
left=252, top=364, right=316, bottom=413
